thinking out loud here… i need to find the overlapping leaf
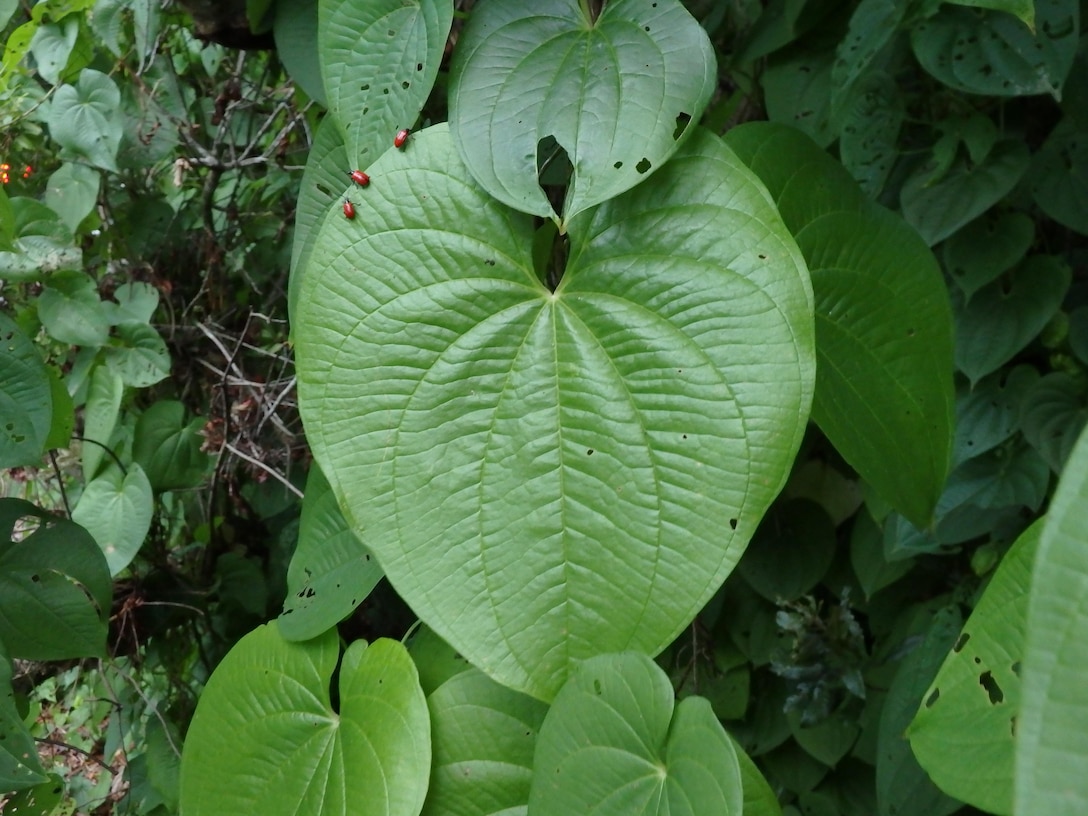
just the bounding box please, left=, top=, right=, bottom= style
left=180, top=626, right=430, bottom=816
left=296, top=124, right=814, bottom=699
left=0, top=313, right=52, bottom=468
left=320, top=0, right=452, bottom=166
left=528, top=653, right=743, bottom=815
left=0, top=640, right=48, bottom=792
left=448, top=0, right=716, bottom=221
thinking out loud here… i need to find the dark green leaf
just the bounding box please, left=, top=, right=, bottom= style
left=945, top=0, right=1034, bottom=27
left=132, top=400, right=208, bottom=491
left=763, top=44, right=836, bottom=147
left=296, top=124, right=814, bottom=699
left=850, top=511, right=914, bottom=600
left=1030, top=116, right=1088, bottom=236
left=739, top=499, right=837, bottom=602
left=839, top=71, right=904, bottom=196
left=0, top=640, right=48, bottom=792
left=529, top=652, right=743, bottom=815
left=0, top=498, right=110, bottom=659
left=954, top=255, right=1071, bottom=383
left=829, top=0, right=906, bottom=119
left=449, top=0, right=715, bottom=220
left=0, top=313, right=52, bottom=468
left=901, top=139, right=1031, bottom=246
left=1019, top=372, right=1088, bottom=473
left=179, top=627, right=431, bottom=816
left=942, top=209, right=1034, bottom=300
left=273, top=0, right=325, bottom=104
left=952, top=365, right=1039, bottom=467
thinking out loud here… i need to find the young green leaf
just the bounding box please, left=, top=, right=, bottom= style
left=179, top=626, right=430, bottom=816
left=448, top=0, right=716, bottom=221
left=529, top=652, right=743, bottom=816
left=46, top=69, right=123, bottom=171
left=1016, top=424, right=1088, bottom=815
left=72, top=463, right=154, bottom=575
left=296, top=124, right=814, bottom=700
left=44, top=162, right=98, bottom=233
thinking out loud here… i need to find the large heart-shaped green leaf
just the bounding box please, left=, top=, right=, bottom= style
left=71, top=463, right=154, bottom=575
left=132, top=400, right=209, bottom=491
left=528, top=652, right=742, bottom=815
left=180, top=626, right=431, bottom=816
left=423, top=667, right=548, bottom=816
left=37, top=270, right=111, bottom=347
left=1020, top=373, right=1088, bottom=473
left=942, top=210, right=1034, bottom=301
left=0, top=313, right=52, bottom=468
left=46, top=69, right=123, bottom=171
left=908, top=520, right=1039, bottom=815
left=0, top=498, right=110, bottom=660
left=448, top=0, right=716, bottom=221
left=1030, top=116, right=1088, bottom=236
left=951, top=365, right=1038, bottom=467
left=320, top=0, right=452, bottom=166
left=296, top=124, right=814, bottom=700
left=1016, top=424, right=1088, bottom=815
left=725, top=122, right=954, bottom=528
left=278, top=463, right=383, bottom=641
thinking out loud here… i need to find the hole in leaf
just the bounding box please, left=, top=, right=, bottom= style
left=1011, top=660, right=1021, bottom=676
left=416, top=62, right=423, bottom=71
left=360, top=83, right=370, bottom=91
left=329, top=649, right=345, bottom=714
left=979, top=671, right=1003, bottom=704
left=402, top=81, right=410, bottom=89
left=925, top=688, right=940, bottom=708
left=635, top=157, right=652, bottom=174
left=954, top=632, right=970, bottom=652
left=614, top=161, right=623, bottom=169
left=593, top=679, right=603, bottom=695
left=587, top=449, right=594, bottom=455
left=673, top=112, right=692, bottom=140
left=729, top=518, right=738, bottom=529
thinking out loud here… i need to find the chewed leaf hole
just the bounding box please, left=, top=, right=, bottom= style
left=636, top=157, right=652, bottom=174
left=1011, top=660, right=1021, bottom=677
left=925, top=688, right=940, bottom=708
left=953, top=632, right=970, bottom=652
left=593, top=679, right=603, bottom=695
left=673, top=112, right=692, bottom=140
left=979, top=671, right=1003, bottom=704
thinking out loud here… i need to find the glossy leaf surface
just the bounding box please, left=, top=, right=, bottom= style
left=180, top=627, right=430, bottom=816
left=528, top=652, right=743, bottom=815
left=297, top=124, right=814, bottom=700
left=449, top=0, right=715, bottom=220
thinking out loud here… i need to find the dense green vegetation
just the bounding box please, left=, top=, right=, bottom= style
left=1, top=0, right=1086, bottom=814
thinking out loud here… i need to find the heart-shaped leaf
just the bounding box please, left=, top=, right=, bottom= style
left=942, top=210, right=1034, bottom=301
left=44, top=162, right=99, bottom=234
left=0, top=498, right=110, bottom=660
left=179, top=626, right=431, bottom=816
left=296, top=124, right=814, bottom=700
left=1016, top=425, right=1088, bottom=815
left=763, top=43, right=836, bottom=148
left=102, top=321, right=170, bottom=387
left=320, top=0, right=452, bottom=166
left=46, top=69, right=123, bottom=171
left=839, top=71, right=904, bottom=197
left=528, top=652, right=743, bottom=815
left=908, top=520, right=1039, bottom=816
left=423, top=668, right=548, bottom=816
left=951, top=365, right=1039, bottom=467
left=954, top=256, right=1071, bottom=383
left=37, top=270, right=111, bottom=347
left=72, top=463, right=154, bottom=575
left=911, top=0, right=1077, bottom=99
left=448, top=0, right=716, bottom=221
left=1019, top=372, right=1088, bottom=473
left=0, top=313, right=52, bottom=468
left=132, top=400, right=209, bottom=491
left=278, top=463, right=383, bottom=641
left=901, top=139, right=1031, bottom=246
left=1030, top=116, right=1088, bottom=236
left=739, top=499, right=836, bottom=602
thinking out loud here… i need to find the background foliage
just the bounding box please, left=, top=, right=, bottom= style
left=0, top=0, right=1086, bottom=814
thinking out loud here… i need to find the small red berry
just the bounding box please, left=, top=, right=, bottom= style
left=394, top=128, right=410, bottom=149
left=343, top=199, right=356, bottom=219
left=349, top=169, right=370, bottom=187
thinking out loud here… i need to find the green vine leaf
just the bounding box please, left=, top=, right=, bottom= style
left=0, top=498, right=110, bottom=660
left=45, top=68, right=123, bottom=171
left=944, top=0, right=1034, bottom=29
left=1016, top=424, right=1088, bottom=814
left=942, top=210, right=1034, bottom=301
left=528, top=652, right=743, bottom=815
left=274, top=0, right=324, bottom=105
left=132, top=400, right=209, bottom=491
left=448, top=0, right=716, bottom=221
left=179, top=626, right=431, bottom=816
left=1030, top=116, right=1088, bottom=236
left=296, top=124, right=814, bottom=700
left=37, top=270, right=111, bottom=347
left=320, top=0, right=452, bottom=168
left=72, top=463, right=154, bottom=575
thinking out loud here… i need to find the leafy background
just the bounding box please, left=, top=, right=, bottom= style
left=0, top=0, right=1086, bottom=813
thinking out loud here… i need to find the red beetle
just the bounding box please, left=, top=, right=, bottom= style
left=394, top=128, right=410, bottom=149
left=343, top=199, right=356, bottom=219
left=348, top=169, right=370, bottom=187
